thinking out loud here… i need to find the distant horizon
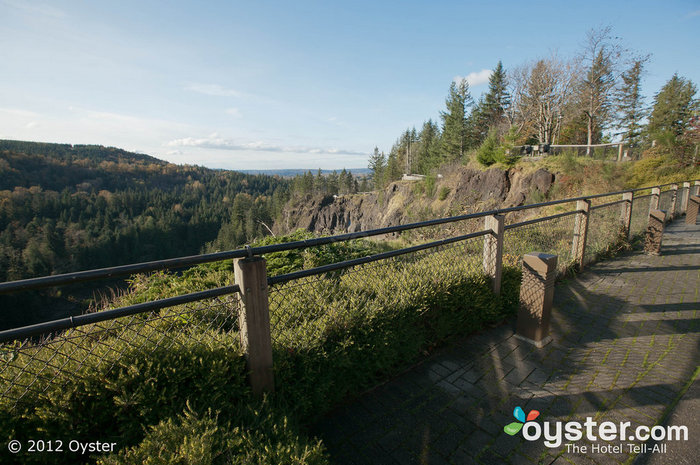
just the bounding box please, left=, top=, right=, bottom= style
left=1, top=1, right=698, bottom=170
left=0, top=137, right=371, bottom=173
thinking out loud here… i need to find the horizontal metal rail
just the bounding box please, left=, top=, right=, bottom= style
left=590, top=199, right=627, bottom=211
left=0, top=180, right=695, bottom=295
left=268, top=230, right=490, bottom=286
left=0, top=285, right=240, bottom=344
left=503, top=210, right=579, bottom=230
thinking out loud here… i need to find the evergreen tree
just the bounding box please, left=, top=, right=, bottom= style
left=416, top=119, right=441, bottom=174
left=367, top=147, right=386, bottom=190
left=647, top=73, right=698, bottom=140
left=615, top=59, right=647, bottom=148
left=474, top=61, right=510, bottom=143
left=440, top=80, right=473, bottom=161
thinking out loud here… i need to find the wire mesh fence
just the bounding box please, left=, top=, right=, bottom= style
left=658, top=189, right=675, bottom=215
left=267, top=236, right=485, bottom=349
left=677, top=187, right=688, bottom=217
left=584, top=201, right=628, bottom=265
left=0, top=294, right=239, bottom=411
left=630, top=195, right=652, bottom=238
left=503, top=212, right=577, bottom=276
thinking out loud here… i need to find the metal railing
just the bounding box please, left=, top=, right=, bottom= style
left=1, top=180, right=698, bottom=406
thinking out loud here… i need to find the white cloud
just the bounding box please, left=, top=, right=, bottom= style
left=225, top=107, right=242, bottom=118
left=686, top=9, right=700, bottom=18
left=24, top=121, right=38, bottom=129
left=166, top=135, right=365, bottom=156
left=453, top=69, right=493, bottom=88
left=185, top=83, right=242, bottom=97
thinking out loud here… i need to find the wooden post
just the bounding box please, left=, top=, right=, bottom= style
left=515, top=253, right=557, bottom=348
left=695, top=181, right=700, bottom=197
left=483, top=214, right=505, bottom=295
left=687, top=195, right=700, bottom=225
left=681, top=182, right=691, bottom=212
left=650, top=187, right=660, bottom=211
left=571, top=199, right=591, bottom=269
left=644, top=210, right=666, bottom=255
left=617, top=143, right=623, bottom=162
left=234, top=257, right=274, bottom=396
left=669, top=184, right=679, bottom=220
left=621, top=192, right=633, bottom=240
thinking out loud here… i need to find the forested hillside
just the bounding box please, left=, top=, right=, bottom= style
left=0, top=140, right=291, bottom=281
left=0, top=140, right=293, bottom=328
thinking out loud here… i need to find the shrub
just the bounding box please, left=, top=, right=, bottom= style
left=0, top=329, right=248, bottom=464
left=99, top=404, right=327, bottom=465
left=438, top=186, right=450, bottom=201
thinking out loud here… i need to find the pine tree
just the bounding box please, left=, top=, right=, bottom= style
left=416, top=119, right=441, bottom=174
left=367, top=147, right=386, bottom=190
left=615, top=59, right=647, bottom=148
left=440, top=80, right=473, bottom=161
left=647, top=73, right=698, bottom=140
left=474, top=61, right=510, bottom=143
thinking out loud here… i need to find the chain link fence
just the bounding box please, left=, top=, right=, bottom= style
left=630, top=194, right=652, bottom=238
left=585, top=201, right=627, bottom=265
left=0, top=294, right=239, bottom=411
left=658, top=189, right=675, bottom=215
left=267, top=235, right=485, bottom=349
left=503, top=211, right=577, bottom=276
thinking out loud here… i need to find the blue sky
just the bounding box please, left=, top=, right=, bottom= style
left=1, top=0, right=698, bottom=170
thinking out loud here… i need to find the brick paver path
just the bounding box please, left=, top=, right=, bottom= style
left=313, top=220, right=699, bottom=464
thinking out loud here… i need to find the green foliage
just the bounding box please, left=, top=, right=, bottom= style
left=647, top=74, right=698, bottom=141
left=476, top=129, right=503, bottom=166
left=441, top=80, right=473, bottom=161
left=100, top=405, right=326, bottom=465
left=252, top=230, right=388, bottom=276
left=625, top=153, right=700, bottom=187
left=438, top=186, right=450, bottom=201
left=0, top=328, right=248, bottom=464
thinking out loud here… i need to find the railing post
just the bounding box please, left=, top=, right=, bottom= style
left=695, top=181, right=700, bottom=197
left=687, top=195, right=700, bottom=225
left=617, top=143, right=623, bottom=162
left=515, top=252, right=557, bottom=348
left=650, top=187, right=660, bottom=211
left=681, top=182, right=691, bottom=212
left=644, top=210, right=666, bottom=255
left=234, top=256, right=274, bottom=396
left=621, top=192, right=633, bottom=240
left=669, top=184, right=679, bottom=220
left=483, top=214, right=505, bottom=295
left=571, top=199, right=591, bottom=269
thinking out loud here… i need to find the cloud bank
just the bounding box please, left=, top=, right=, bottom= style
left=166, top=136, right=365, bottom=156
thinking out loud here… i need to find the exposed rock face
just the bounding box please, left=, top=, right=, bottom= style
left=279, top=166, right=555, bottom=235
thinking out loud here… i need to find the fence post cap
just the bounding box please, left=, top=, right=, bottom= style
left=649, top=210, right=666, bottom=221
left=523, top=252, right=558, bottom=272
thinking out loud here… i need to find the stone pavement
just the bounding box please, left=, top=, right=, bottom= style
left=312, top=220, right=699, bottom=465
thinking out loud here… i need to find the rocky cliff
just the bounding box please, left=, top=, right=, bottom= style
left=278, top=166, right=555, bottom=235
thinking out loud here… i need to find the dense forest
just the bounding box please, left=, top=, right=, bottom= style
left=0, top=140, right=292, bottom=282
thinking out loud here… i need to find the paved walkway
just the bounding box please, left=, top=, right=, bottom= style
left=313, top=220, right=699, bottom=465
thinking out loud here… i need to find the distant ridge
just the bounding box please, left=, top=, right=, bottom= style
left=238, top=168, right=371, bottom=177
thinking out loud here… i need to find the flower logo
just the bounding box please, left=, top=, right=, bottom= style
left=504, top=406, right=540, bottom=435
